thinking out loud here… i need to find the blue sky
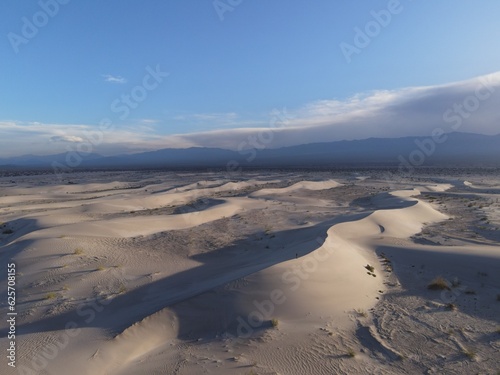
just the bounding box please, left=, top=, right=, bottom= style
left=1, top=0, right=499, bottom=157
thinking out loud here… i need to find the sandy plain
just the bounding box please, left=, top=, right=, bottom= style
left=0, top=168, right=499, bottom=375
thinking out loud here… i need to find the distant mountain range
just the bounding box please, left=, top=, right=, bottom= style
left=1, top=132, right=499, bottom=170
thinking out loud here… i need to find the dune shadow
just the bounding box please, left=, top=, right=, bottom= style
left=0, top=218, right=40, bottom=285
left=4, top=190, right=435, bottom=342
left=0, top=218, right=40, bottom=248
left=172, top=198, right=225, bottom=214
left=6, top=211, right=374, bottom=339
left=351, top=191, right=418, bottom=211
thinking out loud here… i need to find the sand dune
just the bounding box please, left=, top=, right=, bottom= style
left=250, top=179, right=342, bottom=197
left=183, top=189, right=449, bottom=334
left=1, top=171, right=499, bottom=375
left=27, top=197, right=265, bottom=239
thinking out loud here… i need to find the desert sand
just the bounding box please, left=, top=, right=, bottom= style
left=1, top=169, right=499, bottom=374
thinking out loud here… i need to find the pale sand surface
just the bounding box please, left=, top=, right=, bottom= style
left=0, top=169, right=499, bottom=374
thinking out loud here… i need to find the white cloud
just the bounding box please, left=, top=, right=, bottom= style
left=165, top=72, right=500, bottom=149
left=138, top=119, right=159, bottom=124
left=102, top=74, right=127, bottom=84
left=172, top=112, right=265, bottom=129
left=1, top=72, right=499, bottom=158
left=0, top=122, right=96, bottom=157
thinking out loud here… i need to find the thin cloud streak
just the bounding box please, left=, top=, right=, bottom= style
left=50, top=135, right=84, bottom=143
left=102, top=74, right=127, bottom=84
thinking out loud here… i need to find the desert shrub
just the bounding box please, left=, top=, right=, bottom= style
left=446, top=303, right=457, bottom=311
left=428, top=276, right=450, bottom=290
left=364, top=264, right=375, bottom=272
left=462, top=348, right=476, bottom=359
left=355, top=308, right=367, bottom=317
left=45, top=292, right=57, bottom=300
